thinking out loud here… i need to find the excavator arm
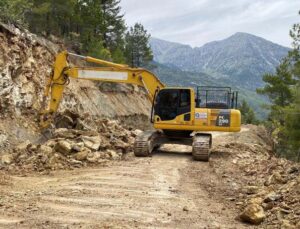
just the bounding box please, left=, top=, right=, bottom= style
left=40, top=51, right=165, bottom=128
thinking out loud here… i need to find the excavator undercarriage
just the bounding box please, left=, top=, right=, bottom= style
left=134, top=130, right=212, bottom=161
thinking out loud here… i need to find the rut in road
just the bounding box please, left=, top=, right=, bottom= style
left=0, top=145, right=250, bottom=228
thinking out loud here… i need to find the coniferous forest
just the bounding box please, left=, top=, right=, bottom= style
left=0, top=0, right=153, bottom=66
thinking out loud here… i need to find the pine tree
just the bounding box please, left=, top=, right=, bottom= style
left=0, top=0, right=32, bottom=25
left=257, top=59, right=297, bottom=125
left=125, top=23, right=153, bottom=67
left=283, top=85, right=300, bottom=160
left=258, top=11, right=300, bottom=161
left=27, top=0, right=76, bottom=37
left=281, top=13, right=300, bottom=161
left=239, top=100, right=258, bottom=124
left=99, top=0, right=126, bottom=51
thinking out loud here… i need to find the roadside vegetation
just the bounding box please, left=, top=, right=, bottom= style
left=257, top=11, right=300, bottom=161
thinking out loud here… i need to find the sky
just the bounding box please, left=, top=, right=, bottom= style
left=120, top=0, right=300, bottom=48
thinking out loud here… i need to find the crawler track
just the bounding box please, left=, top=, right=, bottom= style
left=134, top=130, right=160, bottom=157
left=192, top=134, right=211, bottom=161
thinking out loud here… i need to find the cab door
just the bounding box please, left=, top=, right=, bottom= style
left=153, top=89, right=192, bottom=126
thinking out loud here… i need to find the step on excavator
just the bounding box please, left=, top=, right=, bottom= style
left=40, top=51, right=241, bottom=161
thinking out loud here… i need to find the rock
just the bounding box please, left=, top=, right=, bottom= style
left=0, top=134, right=8, bottom=146
left=86, top=152, right=101, bottom=163
left=240, top=204, right=265, bottom=225
left=133, top=129, right=143, bottom=137
left=262, top=202, right=275, bottom=211
left=81, top=136, right=101, bottom=151
left=265, top=171, right=287, bottom=186
left=75, top=119, right=91, bottom=130
left=273, top=171, right=287, bottom=184
left=48, top=154, right=60, bottom=168
left=75, top=149, right=91, bottom=161
left=264, top=192, right=282, bottom=203
left=244, top=186, right=259, bottom=195
left=281, top=220, right=295, bottom=229
left=45, top=139, right=56, bottom=148
left=107, top=149, right=120, bottom=160
left=1, top=154, right=14, bottom=165
left=55, top=115, right=74, bottom=129
left=53, top=128, right=76, bottom=139
left=287, top=166, right=298, bottom=174
left=248, top=197, right=263, bottom=205
left=16, top=140, right=31, bottom=151
left=69, top=159, right=83, bottom=166
left=183, top=206, right=189, bottom=211
left=38, top=145, right=52, bottom=155
left=72, top=142, right=85, bottom=152
left=54, top=140, right=72, bottom=155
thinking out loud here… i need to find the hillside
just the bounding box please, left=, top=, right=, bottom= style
left=150, top=33, right=290, bottom=90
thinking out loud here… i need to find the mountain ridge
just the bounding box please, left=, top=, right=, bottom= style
left=150, top=33, right=290, bottom=90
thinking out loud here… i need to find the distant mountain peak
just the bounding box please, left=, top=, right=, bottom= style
left=150, top=33, right=290, bottom=90
left=231, top=32, right=255, bottom=37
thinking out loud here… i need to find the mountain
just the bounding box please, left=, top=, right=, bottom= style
left=150, top=33, right=290, bottom=90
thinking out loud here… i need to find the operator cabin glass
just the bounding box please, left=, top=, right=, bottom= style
left=154, top=89, right=191, bottom=121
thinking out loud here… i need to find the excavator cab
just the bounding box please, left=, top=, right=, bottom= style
left=153, top=89, right=191, bottom=121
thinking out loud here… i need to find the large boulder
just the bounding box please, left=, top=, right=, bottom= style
left=240, top=203, right=265, bottom=225
left=16, top=140, right=31, bottom=151
left=75, top=149, right=91, bottom=161
left=38, top=145, right=53, bottom=155
left=107, top=149, right=121, bottom=160
left=86, top=151, right=101, bottom=163
left=54, top=140, right=72, bottom=155
left=81, top=136, right=101, bottom=151
left=1, top=154, right=14, bottom=165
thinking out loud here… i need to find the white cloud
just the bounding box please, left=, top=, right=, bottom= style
left=120, top=0, right=300, bottom=47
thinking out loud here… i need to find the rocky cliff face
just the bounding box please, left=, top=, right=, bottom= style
left=0, top=23, right=151, bottom=127
left=0, top=22, right=151, bottom=156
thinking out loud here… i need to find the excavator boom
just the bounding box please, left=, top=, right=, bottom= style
left=40, top=51, right=164, bottom=128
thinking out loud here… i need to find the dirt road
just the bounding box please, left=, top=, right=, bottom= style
left=0, top=134, right=252, bottom=229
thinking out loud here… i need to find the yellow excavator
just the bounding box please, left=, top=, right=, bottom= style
left=40, top=51, right=241, bottom=161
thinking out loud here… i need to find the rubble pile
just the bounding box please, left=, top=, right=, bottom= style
left=211, top=125, right=300, bottom=228
left=0, top=117, right=140, bottom=173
